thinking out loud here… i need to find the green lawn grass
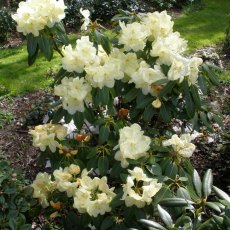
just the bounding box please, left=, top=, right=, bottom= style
left=0, top=34, right=78, bottom=96
left=0, top=46, right=61, bottom=95
left=174, top=0, right=230, bottom=52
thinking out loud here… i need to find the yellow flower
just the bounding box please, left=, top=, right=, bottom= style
left=152, top=98, right=161, bottom=108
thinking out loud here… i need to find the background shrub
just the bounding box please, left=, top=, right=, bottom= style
left=64, top=0, right=142, bottom=28
left=141, top=0, right=202, bottom=10
left=223, top=14, right=230, bottom=55
left=0, top=7, right=15, bottom=42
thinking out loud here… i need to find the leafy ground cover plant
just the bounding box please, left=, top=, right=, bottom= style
left=11, top=0, right=230, bottom=228
left=0, top=158, right=35, bottom=230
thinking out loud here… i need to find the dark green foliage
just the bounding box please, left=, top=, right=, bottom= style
left=223, top=14, right=230, bottom=55
left=0, top=159, right=35, bottom=229
left=142, top=0, right=202, bottom=10
left=64, top=0, right=141, bottom=27
left=0, top=7, right=15, bottom=42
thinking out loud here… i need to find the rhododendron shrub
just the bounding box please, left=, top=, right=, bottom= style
left=13, top=1, right=230, bottom=229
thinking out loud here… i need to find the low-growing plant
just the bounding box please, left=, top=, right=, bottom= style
left=11, top=0, right=230, bottom=229
left=0, top=110, right=15, bottom=128
left=0, top=159, right=35, bottom=230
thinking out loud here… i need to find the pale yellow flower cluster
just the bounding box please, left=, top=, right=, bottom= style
left=163, top=133, right=196, bottom=158
left=12, top=0, right=66, bottom=36
left=73, top=170, right=116, bottom=217
left=118, top=11, right=203, bottom=85
left=29, top=124, right=67, bottom=153
left=31, top=172, right=56, bottom=208
left=114, top=124, right=151, bottom=168
left=130, top=61, right=166, bottom=95
left=54, top=164, right=81, bottom=197
left=54, top=77, right=92, bottom=114
left=31, top=167, right=116, bottom=217
left=61, top=36, right=97, bottom=73
left=57, top=11, right=203, bottom=115
left=122, top=167, right=162, bottom=208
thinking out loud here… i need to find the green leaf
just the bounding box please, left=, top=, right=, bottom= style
left=27, top=33, right=39, bottom=65
left=143, top=104, right=156, bottom=121
left=161, top=64, right=170, bottom=76
left=154, top=187, right=173, bottom=206
left=182, top=80, right=195, bottom=117
left=86, top=148, right=97, bottom=159
left=160, top=103, right=171, bottom=123
left=98, top=156, right=109, bottom=176
left=87, top=157, right=98, bottom=170
left=185, top=91, right=195, bottom=118
left=165, top=161, right=178, bottom=179
left=157, top=204, right=173, bottom=227
left=212, top=114, right=224, bottom=127
left=198, top=75, right=207, bottom=95
left=110, top=192, right=124, bottom=208
left=124, top=87, right=140, bottom=103
left=101, top=216, right=114, bottom=230
left=193, top=169, right=202, bottom=197
left=138, top=219, right=166, bottom=230
left=213, top=186, right=230, bottom=202
left=158, top=81, right=176, bottom=97
left=191, top=112, right=200, bottom=131
left=190, top=85, right=201, bottom=109
left=28, top=46, right=39, bottom=66
left=20, top=224, right=32, bottom=230
left=110, top=162, right=123, bottom=178
left=73, top=111, right=84, bottom=130
left=177, top=187, right=192, bottom=201
left=101, top=87, right=110, bottom=105
left=205, top=202, right=221, bottom=213
left=99, top=126, right=109, bottom=144
left=159, top=198, right=194, bottom=207
left=202, top=63, right=220, bottom=86
left=27, top=33, right=38, bottom=56
left=136, top=96, right=153, bottom=109
left=38, top=34, right=53, bottom=61
left=212, top=214, right=224, bottom=225
left=197, top=218, right=215, bottom=230
left=200, top=112, right=213, bottom=131
left=9, top=218, right=17, bottom=230
left=146, top=164, right=162, bottom=176
left=202, top=169, right=213, bottom=197
left=64, top=112, right=72, bottom=124
left=94, top=30, right=111, bottom=55
left=54, top=23, right=69, bottom=45
left=52, top=107, right=65, bottom=123
left=101, top=35, right=111, bottom=55
left=84, top=106, right=96, bottom=123
left=175, top=215, right=192, bottom=228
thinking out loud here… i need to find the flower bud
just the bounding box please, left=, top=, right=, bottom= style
left=152, top=98, right=161, bottom=108
left=151, top=84, right=163, bottom=93
left=50, top=201, right=62, bottom=210
left=118, top=108, right=129, bottom=117
left=68, top=164, right=81, bottom=175
left=76, top=134, right=87, bottom=142
left=50, top=211, right=59, bottom=219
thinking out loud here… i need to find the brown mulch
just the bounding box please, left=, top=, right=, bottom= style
left=0, top=91, right=49, bottom=181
